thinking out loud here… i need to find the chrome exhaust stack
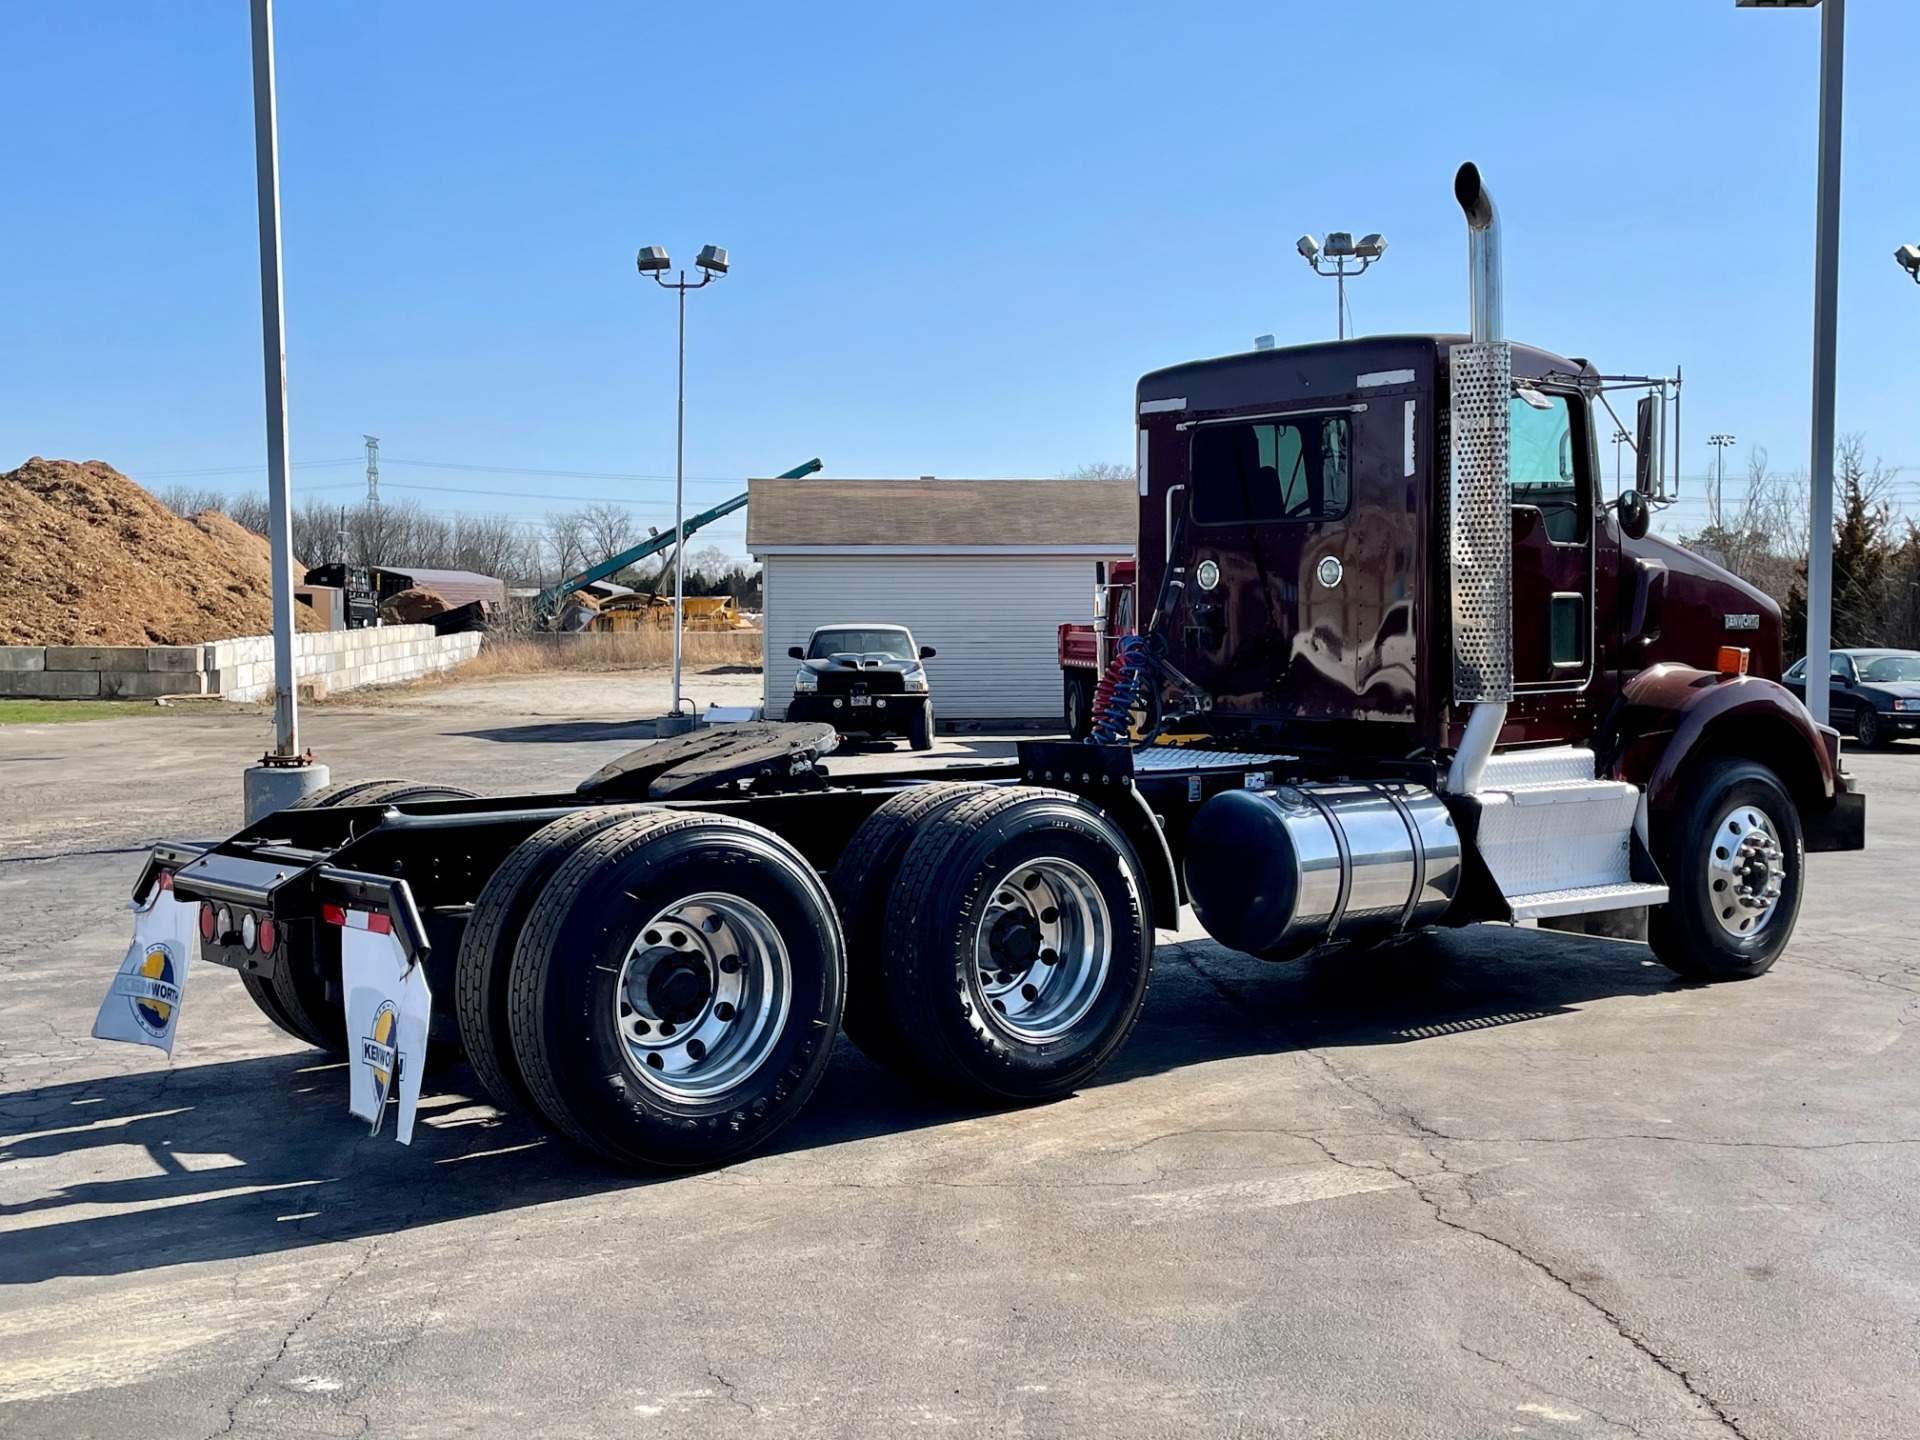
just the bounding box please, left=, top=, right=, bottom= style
left=1444, top=161, right=1513, bottom=796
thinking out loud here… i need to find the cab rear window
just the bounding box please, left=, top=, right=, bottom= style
left=1190, top=414, right=1350, bottom=525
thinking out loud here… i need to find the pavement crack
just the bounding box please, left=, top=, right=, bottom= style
left=705, top=1367, right=756, bottom=1417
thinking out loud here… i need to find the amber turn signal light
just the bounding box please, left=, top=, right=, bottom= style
left=1717, top=646, right=1750, bottom=677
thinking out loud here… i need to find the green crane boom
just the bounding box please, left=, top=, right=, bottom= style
left=535, top=458, right=821, bottom=621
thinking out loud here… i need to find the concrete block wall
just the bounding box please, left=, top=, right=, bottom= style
left=0, top=626, right=482, bottom=701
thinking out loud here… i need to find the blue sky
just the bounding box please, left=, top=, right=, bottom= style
left=3, top=1, right=1917, bottom=559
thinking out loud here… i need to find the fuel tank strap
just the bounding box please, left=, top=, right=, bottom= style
left=1296, top=786, right=1353, bottom=941
left=1379, top=786, right=1429, bottom=933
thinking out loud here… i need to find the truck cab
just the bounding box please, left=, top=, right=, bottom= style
left=1134, top=336, right=1787, bottom=757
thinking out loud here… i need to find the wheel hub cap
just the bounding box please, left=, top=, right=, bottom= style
left=972, top=858, right=1113, bottom=1043
left=614, top=893, right=792, bottom=1100
left=1705, top=804, right=1786, bottom=938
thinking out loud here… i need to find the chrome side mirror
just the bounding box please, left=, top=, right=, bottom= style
left=1617, top=489, right=1651, bottom=540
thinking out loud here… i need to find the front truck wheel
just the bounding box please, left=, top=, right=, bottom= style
left=241, top=780, right=479, bottom=1051
left=908, top=701, right=935, bottom=751
left=1064, top=670, right=1093, bottom=741
left=1648, top=757, right=1803, bottom=982
left=507, top=812, right=846, bottom=1169
left=879, top=789, right=1152, bottom=1103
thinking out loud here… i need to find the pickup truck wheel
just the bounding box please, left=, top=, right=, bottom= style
left=1064, top=671, right=1094, bottom=741
left=454, top=805, right=652, bottom=1116
left=879, top=789, right=1152, bottom=1103
left=1648, top=758, right=1802, bottom=982
left=829, top=782, right=998, bottom=1073
left=909, top=703, right=934, bottom=751
left=507, top=813, right=845, bottom=1169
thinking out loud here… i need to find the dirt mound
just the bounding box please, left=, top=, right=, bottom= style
left=380, top=587, right=450, bottom=625
left=0, top=457, right=325, bottom=645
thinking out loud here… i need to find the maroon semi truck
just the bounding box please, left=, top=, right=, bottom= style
left=97, top=164, right=1862, bottom=1172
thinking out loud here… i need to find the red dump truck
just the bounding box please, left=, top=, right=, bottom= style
left=97, top=163, right=1863, bottom=1172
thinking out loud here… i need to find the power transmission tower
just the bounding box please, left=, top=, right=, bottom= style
left=364, top=435, right=381, bottom=507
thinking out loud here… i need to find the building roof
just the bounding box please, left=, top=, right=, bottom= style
left=379, top=567, right=507, bottom=606
left=745, top=477, right=1137, bottom=552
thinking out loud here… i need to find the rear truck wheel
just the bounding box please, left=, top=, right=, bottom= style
left=1064, top=670, right=1094, bottom=741
left=909, top=701, right=935, bottom=751
left=506, top=812, right=846, bottom=1169
left=242, top=781, right=479, bottom=1049
left=878, top=789, right=1152, bottom=1104
left=1647, top=757, right=1803, bottom=982
left=454, top=804, right=653, bottom=1116
left=829, top=782, right=999, bottom=1073
left=1855, top=707, right=1884, bottom=749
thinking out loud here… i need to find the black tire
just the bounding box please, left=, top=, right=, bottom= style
left=879, top=788, right=1153, bottom=1103
left=1648, top=757, right=1804, bottom=982
left=454, top=805, right=653, bottom=1116
left=507, top=812, right=846, bottom=1169
left=1064, top=671, right=1094, bottom=741
left=828, top=783, right=999, bottom=1073
left=909, top=702, right=934, bottom=751
left=287, top=778, right=480, bottom=811
left=1855, top=707, right=1884, bottom=749
left=240, top=780, right=479, bottom=1050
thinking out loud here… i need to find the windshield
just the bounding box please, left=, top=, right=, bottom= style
left=808, top=628, right=914, bottom=659
left=1859, top=653, right=1920, bottom=683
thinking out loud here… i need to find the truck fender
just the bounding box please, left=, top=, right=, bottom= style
left=1601, top=663, right=1838, bottom=818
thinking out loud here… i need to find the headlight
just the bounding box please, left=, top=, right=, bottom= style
left=1895, top=698, right=1919, bottom=712
left=903, top=669, right=929, bottom=694
left=793, top=671, right=817, bottom=693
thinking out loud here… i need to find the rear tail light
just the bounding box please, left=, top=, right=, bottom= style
left=240, top=912, right=258, bottom=953
left=199, top=902, right=216, bottom=941
left=258, top=917, right=277, bottom=953
left=215, top=906, right=232, bottom=942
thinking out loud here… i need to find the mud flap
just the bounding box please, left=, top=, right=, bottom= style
left=93, top=883, right=199, bottom=1056
left=341, top=923, right=431, bottom=1144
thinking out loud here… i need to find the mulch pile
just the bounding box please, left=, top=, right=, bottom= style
left=380, top=588, right=450, bottom=625
left=0, top=457, right=324, bottom=645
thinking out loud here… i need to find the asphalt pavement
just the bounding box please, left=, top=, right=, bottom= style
left=2, top=672, right=1917, bottom=1438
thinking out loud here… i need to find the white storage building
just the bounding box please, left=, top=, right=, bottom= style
left=746, top=477, right=1137, bottom=724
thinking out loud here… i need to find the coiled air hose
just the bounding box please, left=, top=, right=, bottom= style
left=1087, top=634, right=1153, bottom=746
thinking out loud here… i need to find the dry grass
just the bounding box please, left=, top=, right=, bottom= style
left=464, top=629, right=761, bottom=676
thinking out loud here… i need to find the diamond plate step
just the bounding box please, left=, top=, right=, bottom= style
left=1480, top=746, right=1598, bottom=791
left=1508, top=882, right=1669, bottom=921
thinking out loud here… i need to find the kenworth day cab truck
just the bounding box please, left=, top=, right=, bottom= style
left=96, top=165, right=1864, bottom=1170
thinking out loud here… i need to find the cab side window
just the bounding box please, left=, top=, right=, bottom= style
left=1190, top=415, right=1351, bottom=525
left=1509, top=394, right=1585, bottom=544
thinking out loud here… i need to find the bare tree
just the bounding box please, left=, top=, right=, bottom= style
left=582, top=501, right=639, bottom=561
left=544, top=510, right=591, bottom=584
left=1061, top=462, right=1136, bottom=483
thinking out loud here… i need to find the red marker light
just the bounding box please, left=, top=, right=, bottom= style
left=258, top=917, right=277, bottom=953
left=321, top=903, right=347, bottom=927
left=199, top=902, right=216, bottom=940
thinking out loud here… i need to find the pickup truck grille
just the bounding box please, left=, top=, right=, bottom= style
left=815, top=668, right=907, bottom=696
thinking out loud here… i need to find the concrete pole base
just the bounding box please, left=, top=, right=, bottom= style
left=243, top=760, right=331, bottom=825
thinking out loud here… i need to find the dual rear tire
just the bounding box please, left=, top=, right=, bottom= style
left=461, top=810, right=845, bottom=1169
left=832, top=787, right=1154, bottom=1104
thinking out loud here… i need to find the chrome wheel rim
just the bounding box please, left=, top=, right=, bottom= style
left=1705, top=802, right=1787, bottom=939
left=972, top=857, right=1111, bottom=1043
left=614, top=892, right=791, bottom=1101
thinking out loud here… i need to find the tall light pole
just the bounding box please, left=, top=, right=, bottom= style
left=242, top=0, right=327, bottom=819
left=1708, top=433, right=1737, bottom=528
left=1738, top=0, right=1843, bottom=723
left=637, top=242, right=730, bottom=726
left=1296, top=232, right=1388, bottom=339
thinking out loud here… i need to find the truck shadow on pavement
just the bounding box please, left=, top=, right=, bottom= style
left=0, top=925, right=1684, bottom=1285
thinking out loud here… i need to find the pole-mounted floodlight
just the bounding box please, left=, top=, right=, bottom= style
left=1709, top=433, right=1737, bottom=527
left=642, top=242, right=731, bottom=729
left=1897, top=244, right=1920, bottom=283
left=1297, top=226, right=1389, bottom=340
left=1737, top=0, right=1840, bottom=725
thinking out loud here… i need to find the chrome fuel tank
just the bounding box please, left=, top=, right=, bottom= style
left=1182, top=782, right=1462, bottom=958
